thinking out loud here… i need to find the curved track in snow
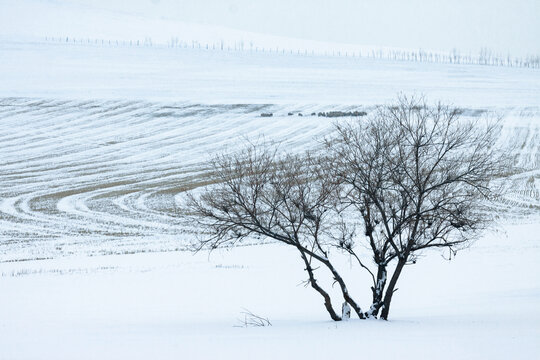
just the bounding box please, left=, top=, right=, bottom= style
left=0, top=98, right=538, bottom=261
left=0, top=98, right=351, bottom=260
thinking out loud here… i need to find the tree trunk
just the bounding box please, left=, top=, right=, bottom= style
left=324, top=260, right=365, bottom=319
left=365, top=264, right=387, bottom=318
left=298, top=250, right=341, bottom=321
left=380, top=258, right=406, bottom=320
left=313, top=280, right=342, bottom=321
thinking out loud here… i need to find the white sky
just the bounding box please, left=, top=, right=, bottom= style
left=4, top=0, right=540, bottom=56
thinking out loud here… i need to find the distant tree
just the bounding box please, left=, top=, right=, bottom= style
left=185, top=96, right=506, bottom=321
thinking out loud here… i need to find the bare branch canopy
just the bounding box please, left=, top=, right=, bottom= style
left=184, top=95, right=509, bottom=321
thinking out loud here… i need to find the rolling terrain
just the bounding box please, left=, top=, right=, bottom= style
left=0, top=37, right=539, bottom=359
left=0, top=95, right=538, bottom=261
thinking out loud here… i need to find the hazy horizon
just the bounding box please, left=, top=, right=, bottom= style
left=2, top=0, right=539, bottom=57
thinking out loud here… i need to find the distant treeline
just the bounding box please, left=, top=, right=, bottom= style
left=261, top=111, right=368, bottom=118
left=44, top=36, right=540, bottom=69
left=317, top=111, right=367, bottom=117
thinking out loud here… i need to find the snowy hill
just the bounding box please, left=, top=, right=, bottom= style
left=0, top=0, right=392, bottom=56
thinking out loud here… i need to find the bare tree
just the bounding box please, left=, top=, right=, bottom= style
left=327, top=95, right=506, bottom=319
left=185, top=144, right=364, bottom=321
left=184, top=96, right=506, bottom=321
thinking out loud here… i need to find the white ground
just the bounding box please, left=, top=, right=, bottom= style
left=0, top=223, right=538, bottom=359
left=1, top=17, right=539, bottom=360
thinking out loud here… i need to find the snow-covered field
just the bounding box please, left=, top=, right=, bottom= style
left=1, top=34, right=539, bottom=359
left=1, top=225, right=538, bottom=360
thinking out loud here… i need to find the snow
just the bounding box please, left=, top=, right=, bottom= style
left=0, top=0, right=488, bottom=60
left=0, top=223, right=538, bottom=359
left=1, top=40, right=539, bottom=106
left=342, top=302, right=351, bottom=321
left=0, top=2, right=539, bottom=358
